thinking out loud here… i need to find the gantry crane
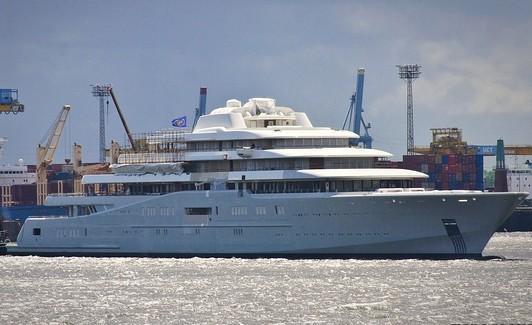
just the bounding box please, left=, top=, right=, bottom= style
left=0, top=89, right=24, bottom=114
left=342, top=68, right=372, bottom=148
left=36, top=105, right=71, bottom=205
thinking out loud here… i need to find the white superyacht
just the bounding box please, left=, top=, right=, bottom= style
left=5, top=98, right=526, bottom=258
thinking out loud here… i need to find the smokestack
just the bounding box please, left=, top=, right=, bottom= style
left=494, top=139, right=508, bottom=192
left=199, top=87, right=207, bottom=116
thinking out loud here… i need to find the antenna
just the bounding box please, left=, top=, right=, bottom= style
left=397, top=64, right=421, bottom=155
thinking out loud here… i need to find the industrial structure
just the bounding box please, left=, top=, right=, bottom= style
left=414, top=140, right=532, bottom=156
left=117, top=130, right=186, bottom=165
left=397, top=64, right=421, bottom=155
left=108, top=86, right=137, bottom=152
left=0, top=89, right=24, bottom=114
left=91, top=84, right=138, bottom=162
left=342, top=68, right=372, bottom=148
left=91, top=84, right=112, bottom=163
left=36, top=105, right=71, bottom=205
left=402, top=127, right=532, bottom=191
left=401, top=128, right=483, bottom=190
left=494, top=139, right=508, bottom=192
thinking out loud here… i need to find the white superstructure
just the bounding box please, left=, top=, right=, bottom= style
left=0, top=137, right=36, bottom=186
left=5, top=98, right=527, bottom=258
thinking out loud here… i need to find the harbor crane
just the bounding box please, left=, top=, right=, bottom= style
left=36, top=105, right=71, bottom=205
left=342, top=68, right=372, bottom=148
left=91, top=84, right=137, bottom=156
left=0, top=89, right=24, bottom=114
left=108, top=86, right=137, bottom=152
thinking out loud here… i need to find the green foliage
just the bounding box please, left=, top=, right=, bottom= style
left=484, top=169, right=495, bottom=188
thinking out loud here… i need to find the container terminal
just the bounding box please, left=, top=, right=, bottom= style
left=1, top=69, right=531, bottom=243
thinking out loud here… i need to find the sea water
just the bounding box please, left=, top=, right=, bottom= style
left=0, top=232, right=531, bottom=324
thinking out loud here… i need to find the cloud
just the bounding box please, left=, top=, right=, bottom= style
left=337, top=2, right=532, bottom=116
left=416, top=41, right=532, bottom=115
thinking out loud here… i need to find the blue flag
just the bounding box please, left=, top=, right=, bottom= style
left=171, top=116, right=187, bottom=128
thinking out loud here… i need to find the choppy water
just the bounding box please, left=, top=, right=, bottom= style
left=1, top=233, right=531, bottom=324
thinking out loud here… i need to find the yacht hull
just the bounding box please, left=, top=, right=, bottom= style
left=5, top=190, right=525, bottom=259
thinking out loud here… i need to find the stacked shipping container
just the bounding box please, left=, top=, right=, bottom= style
left=402, top=154, right=483, bottom=190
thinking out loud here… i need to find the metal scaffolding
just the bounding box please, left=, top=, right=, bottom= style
left=118, top=129, right=188, bottom=164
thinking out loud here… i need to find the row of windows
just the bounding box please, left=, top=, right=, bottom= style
left=0, top=178, right=32, bottom=183
left=186, top=138, right=350, bottom=152
left=141, top=206, right=279, bottom=217
left=143, top=207, right=158, bottom=217
left=32, top=226, right=388, bottom=239
left=141, top=206, right=178, bottom=216
left=248, top=180, right=413, bottom=194
left=84, top=178, right=412, bottom=197
left=273, top=138, right=349, bottom=148
left=56, top=228, right=87, bottom=238
left=33, top=227, right=88, bottom=238
left=142, top=205, right=285, bottom=217
left=67, top=205, right=96, bottom=217
left=107, top=183, right=208, bottom=196
left=0, top=170, right=26, bottom=174
left=185, top=207, right=212, bottom=215
left=231, top=207, right=248, bottom=215
left=256, top=206, right=267, bottom=215
left=246, top=119, right=293, bottom=128
left=190, top=157, right=374, bottom=173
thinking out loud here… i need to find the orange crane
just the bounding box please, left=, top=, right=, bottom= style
left=36, top=105, right=71, bottom=205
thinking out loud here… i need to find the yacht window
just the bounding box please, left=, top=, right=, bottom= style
left=185, top=207, right=212, bottom=215
left=256, top=207, right=267, bottom=215
left=232, top=207, right=248, bottom=215
left=33, top=228, right=41, bottom=236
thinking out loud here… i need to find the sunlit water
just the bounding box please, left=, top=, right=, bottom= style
left=1, top=232, right=531, bottom=324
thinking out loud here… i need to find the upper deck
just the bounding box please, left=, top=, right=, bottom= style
left=118, top=97, right=385, bottom=165
left=189, top=97, right=359, bottom=142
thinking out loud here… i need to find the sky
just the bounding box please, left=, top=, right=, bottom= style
left=1, top=0, right=531, bottom=167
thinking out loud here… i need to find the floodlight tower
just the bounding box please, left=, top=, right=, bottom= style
left=91, top=84, right=112, bottom=163
left=397, top=64, right=421, bottom=155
